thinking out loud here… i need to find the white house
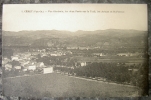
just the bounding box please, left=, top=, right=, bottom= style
left=11, top=56, right=19, bottom=61
left=5, top=64, right=12, bottom=70
left=14, top=66, right=22, bottom=70
left=93, top=53, right=105, bottom=57
left=28, top=65, right=36, bottom=71
left=43, top=67, right=53, bottom=74
left=40, top=62, right=44, bottom=67
left=117, top=53, right=129, bottom=56
left=81, top=62, right=86, bottom=67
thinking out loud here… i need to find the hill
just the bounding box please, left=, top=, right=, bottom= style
left=2, top=29, right=147, bottom=48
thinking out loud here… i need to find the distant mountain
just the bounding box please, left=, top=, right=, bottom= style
left=2, top=30, right=74, bottom=39
left=2, top=29, right=147, bottom=48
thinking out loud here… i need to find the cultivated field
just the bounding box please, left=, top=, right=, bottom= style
left=3, top=73, right=141, bottom=97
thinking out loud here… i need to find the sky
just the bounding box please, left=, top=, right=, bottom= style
left=2, top=4, right=148, bottom=32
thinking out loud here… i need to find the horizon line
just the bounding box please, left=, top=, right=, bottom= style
left=2, top=29, right=148, bottom=32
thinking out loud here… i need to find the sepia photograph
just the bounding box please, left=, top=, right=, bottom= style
left=2, top=4, right=148, bottom=97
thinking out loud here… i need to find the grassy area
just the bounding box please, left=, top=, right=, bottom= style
left=3, top=73, right=141, bottom=97
left=74, top=56, right=147, bottom=63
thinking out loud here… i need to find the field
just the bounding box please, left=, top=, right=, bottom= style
left=3, top=73, right=141, bottom=97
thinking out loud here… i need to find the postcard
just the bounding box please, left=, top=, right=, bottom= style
left=2, top=4, right=148, bottom=97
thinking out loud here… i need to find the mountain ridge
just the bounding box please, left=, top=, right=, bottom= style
left=2, top=29, right=147, bottom=48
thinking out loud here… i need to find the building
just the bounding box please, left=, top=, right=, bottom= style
left=67, top=47, right=78, bottom=49
left=14, top=66, right=22, bottom=70
left=80, top=62, right=87, bottom=67
left=117, top=53, right=130, bottom=56
left=28, top=65, right=36, bottom=71
left=11, top=56, right=19, bottom=61
left=93, top=53, right=105, bottom=57
left=5, top=64, right=12, bottom=71
left=43, top=67, right=53, bottom=74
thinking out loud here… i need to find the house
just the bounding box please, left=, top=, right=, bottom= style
left=11, top=56, right=19, bottom=61
left=43, top=67, right=53, bottom=74
left=50, top=53, right=58, bottom=56
left=21, top=61, right=30, bottom=66
left=2, top=58, right=11, bottom=65
left=117, top=53, right=130, bottom=56
left=5, top=64, right=12, bottom=70
left=67, top=47, right=78, bottom=50
left=78, top=47, right=88, bottom=50
left=40, top=62, right=44, bottom=67
left=36, top=62, right=45, bottom=68
left=81, top=62, right=87, bottom=67
left=93, top=53, right=105, bottom=57
left=50, top=52, right=62, bottom=56
left=22, top=68, right=28, bottom=72
left=133, top=69, right=138, bottom=72
left=14, top=66, right=22, bottom=70
left=28, top=65, right=36, bottom=71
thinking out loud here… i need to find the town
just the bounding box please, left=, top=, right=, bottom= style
left=2, top=45, right=147, bottom=88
